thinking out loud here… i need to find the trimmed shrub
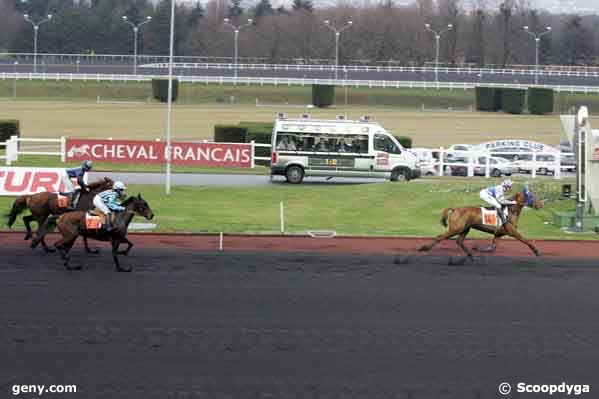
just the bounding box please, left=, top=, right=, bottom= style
left=475, top=87, right=502, bottom=111
left=501, top=88, right=526, bottom=114
left=214, top=125, right=247, bottom=143
left=0, top=119, right=20, bottom=142
left=312, top=84, right=335, bottom=108
left=394, top=136, right=412, bottom=149
left=151, top=78, right=179, bottom=103
left=528, top=88, right=554, bottom=115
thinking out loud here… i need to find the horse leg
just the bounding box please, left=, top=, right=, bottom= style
left=113, top=237, right=131, bottom=272
left=23, top=215, right=34, bottom=240
left=456, top=228, right=473, bottom=259
left=504, top=225, right=541, bottom=256
left=418, top=229, right=460, bottom=252
left=117, top=237, right=134, bottom=256
left=62, top=238, right=81, bottom=270
left=83, top=236, right=100, bottom=254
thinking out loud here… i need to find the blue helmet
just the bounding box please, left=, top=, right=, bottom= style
left=81, top=160, right=93, bottom=171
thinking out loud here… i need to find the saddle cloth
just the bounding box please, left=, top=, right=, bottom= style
left=480, top=207, right=508, bottom=227
left=85, top=210, right=116, bottom=230
left=57, top=194, right=70, bottom=209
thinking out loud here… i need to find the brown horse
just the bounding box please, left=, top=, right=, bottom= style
left=418, top=188, right=544, bottom=258
left=6, top=177, right=113, bottom=252
left=53, top=194, right=154, bottom=272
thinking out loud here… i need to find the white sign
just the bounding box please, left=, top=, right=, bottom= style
left=0, top=167, right=72, bottom=196
left=475, top=139, right=559, bottom=154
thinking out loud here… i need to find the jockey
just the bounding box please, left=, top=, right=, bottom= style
left=65, top=160, right=93, bottom=209
left=93, top=181, right=127, bottom=231
left=479, top=179, right=515, bottom=226
left=67, top=160, right=93, bottom=191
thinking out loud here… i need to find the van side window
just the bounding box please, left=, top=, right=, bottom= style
left=374, top=134, right=401, bottom=154
left=276, top=134, right=298, bottom=151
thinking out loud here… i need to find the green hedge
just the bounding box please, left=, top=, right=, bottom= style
left=528, top=88, right=554, bottom=115
left=312, top=84, right=335, bottom=108
left=501, top=88, right=526, bottom=114
left=151, top=78, right=179, bottom=103
left=394, top=136, right=412, bottom=149
left=475, top=87, right=502, bottom=111
left=0, top=119, right=20, bottom=142
left=214, top=125, right=246, bottom=143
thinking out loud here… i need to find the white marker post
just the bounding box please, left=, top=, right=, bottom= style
left=164, top=0, right=175, bottom=195
left=219, top=232, right=223, bottom=251
left=280, top=201, right=285, bottom=234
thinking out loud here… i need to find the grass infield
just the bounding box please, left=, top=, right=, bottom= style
left=0, top=178, right=589, bottom=239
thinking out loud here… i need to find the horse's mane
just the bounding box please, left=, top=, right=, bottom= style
left=87, top=177, right=114, bottom=190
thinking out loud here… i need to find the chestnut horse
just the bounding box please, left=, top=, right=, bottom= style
left=6, top=177, right=113, bottom=252
left=53, top=194, right=154, bottom=272
left=418, top=188, right=544, bottom=258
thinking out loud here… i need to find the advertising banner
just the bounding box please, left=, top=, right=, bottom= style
left=66, top=139, right=253, bottom=168
left=0, top=167, right=71, bottom=196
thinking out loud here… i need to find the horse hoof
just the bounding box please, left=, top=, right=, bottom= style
left=87, top=249, right=100, bottom=255
left=24, top=234, right=32, bottom=241
left=117, top=267, right=132, bottom=273
left=417, top=246, right=429, bottom=252
left=65, top=263, right=81, bottom=270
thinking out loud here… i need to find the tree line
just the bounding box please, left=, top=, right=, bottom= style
left=1, top=0, right=598, bottom=67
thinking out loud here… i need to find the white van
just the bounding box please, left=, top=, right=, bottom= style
left=270, top=115, right=420, bottom=183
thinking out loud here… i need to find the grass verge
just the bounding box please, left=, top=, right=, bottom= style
left=0, top=178, right=590, bottom=239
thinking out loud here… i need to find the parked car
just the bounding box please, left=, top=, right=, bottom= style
left=561, top=153, right=576, bottom=172
left=516, top=154, right=558, bottom=175
left=443, top=159, right=468, bottom=176
left=473, top=156, right=514, bottom=177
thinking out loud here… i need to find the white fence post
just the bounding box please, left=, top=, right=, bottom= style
left=6, top=135, right=18, bottom=165
left=250, top=140, right=255, bottom=169
left=467, top=153, right=474, bottom=177
left=60, top=136, right=66, bottom=163
left=530, top=149, right=537, bottom=179
left=485, top=153, right=491, bottom=178
left=554, top=153, right=561, bottom=180
left=438, top=147, right=445, bottom=176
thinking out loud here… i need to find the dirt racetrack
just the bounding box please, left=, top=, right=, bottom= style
left=1, top=232, right=599, bottom=398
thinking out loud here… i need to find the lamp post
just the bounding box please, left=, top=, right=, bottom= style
left=122, top=15, right=152, bottom=75
left=24, top=13, right=53, bottom=73
left=165, top=0, right=176, bottom=195
left=324, top=19, right=353, bottom=80
left=223, top=18, right=253, bottom=80
left=424, top=23, right=453, bottom=83
left=523, top=25, right=552, bottom=85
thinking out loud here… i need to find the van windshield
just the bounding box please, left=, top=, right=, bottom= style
left=275, top=132, right=369, bottom=153
left=374, top=134, right=401, bottom=154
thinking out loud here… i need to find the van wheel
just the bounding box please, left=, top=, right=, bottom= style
left=391, top=168, right=409, bottom=182
left=285, top=165, right=304, bottom=184
left=491, top=168, right=502, bottom=177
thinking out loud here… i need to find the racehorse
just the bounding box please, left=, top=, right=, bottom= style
left=53, top=194, right=154, bottom=272
left=418, top=188, right=544, bottom=258
left=6, top=177, right=114, bottom=252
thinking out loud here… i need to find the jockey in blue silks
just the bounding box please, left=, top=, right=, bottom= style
left=65, top=160, right=92, bottom=209
left=479, top=179, right=515, bottom=226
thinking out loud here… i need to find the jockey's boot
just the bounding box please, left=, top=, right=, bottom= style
left=105, top=215, right=115, bottom=232
left=497, top=206, right=508, bottom=226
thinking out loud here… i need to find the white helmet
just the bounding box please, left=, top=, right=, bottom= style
left=113, top=181, right=127, bottom=191
left=502, top=179, right=513, bottom=189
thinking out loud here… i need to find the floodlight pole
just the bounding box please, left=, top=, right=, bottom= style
left=523, top=26, right=552, bottom=85
left=122, top=15, right=152, bottom=75
left=165, top=0, right=176, bottom=195
left=424, top=23, right=453, bottom=83
left=24, top=14, right=53, bottom=73
left=223, top=18, right=253, bottom=80
left=324, top=20, right=353, bottom=80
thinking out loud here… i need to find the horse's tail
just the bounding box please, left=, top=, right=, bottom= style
left=7, top=196, right=29, bottom=228
left=440, top=208, right=454, bottom=228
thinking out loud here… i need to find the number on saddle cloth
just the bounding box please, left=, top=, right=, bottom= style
left=57, top=194, right=70, bottom=208
left=85, top=213, right=103, bottom=230
left=481, top=207, right=507, bottom=227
